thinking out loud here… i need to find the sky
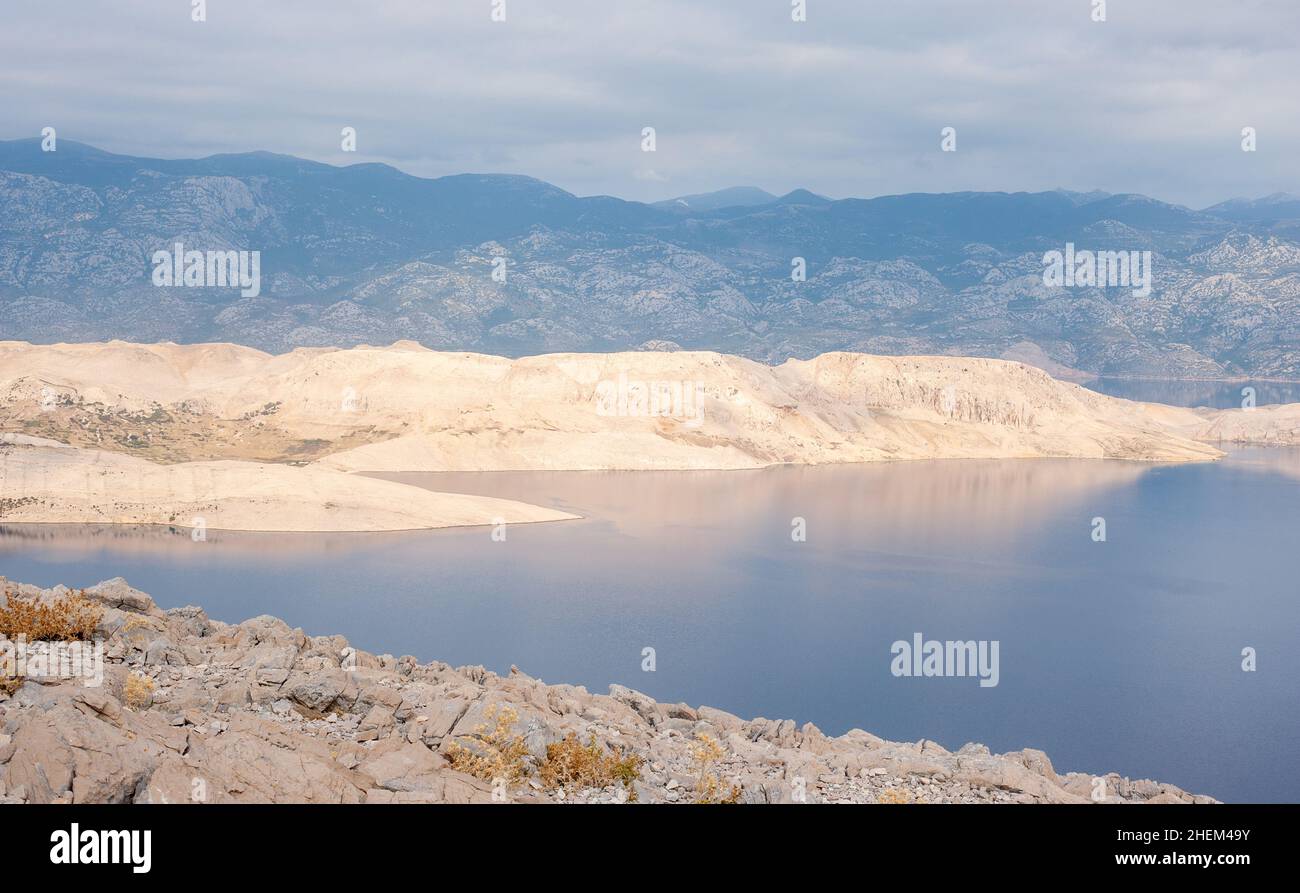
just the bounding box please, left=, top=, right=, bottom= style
left=2, top=0, right=1297, bottom=207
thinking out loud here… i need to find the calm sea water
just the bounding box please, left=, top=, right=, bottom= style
left=3, top=450, right=1298, bottom=803
left=1085, top=377, right=1300, bottom=408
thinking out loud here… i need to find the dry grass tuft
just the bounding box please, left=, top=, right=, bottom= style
left=0, top=589, right=102, bottom=642
left=123, top=671, right=156, bottom=710
left=876, top=787, right=915, bottom=804
left=689, top=733, right=741, bottom=803
left=539, top=733, right=642, bottom=800
left=446, top=704, right=530, bottom=786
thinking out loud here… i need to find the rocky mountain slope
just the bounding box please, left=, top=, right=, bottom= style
left=4, top=140, right=1300, bottom=378
left=0, top=577, right=1217, bottom=804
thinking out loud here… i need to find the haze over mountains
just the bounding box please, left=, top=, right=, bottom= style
left=4, top=139, right=1300, bottom=378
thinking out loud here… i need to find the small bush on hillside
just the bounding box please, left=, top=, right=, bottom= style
left=540, top=734, right=642, bottom=800
left=690, top=733, right=741, bottom=804
left=446, top=704, right=530, bottom=786
left=877, top=787, right=915, bottom=804
left=124, top=671, right=156, bottom=710
left=0, top=589, right=102, bottom=641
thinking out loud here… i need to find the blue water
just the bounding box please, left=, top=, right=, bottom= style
left=3, top=450, right=1298, bottom=803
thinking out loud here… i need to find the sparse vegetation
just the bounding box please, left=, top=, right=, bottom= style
left=0, top=588, right=103, bottom=698
left=134, top=405, right=172, bottom=424
left=877, top=787, right=915, bottom=804
left=689, top=732, right=741, bottom=803
left=2, top=394, right=390, bottom=464
left=446, top=706, right=643, bottom=800
left=124, top=671, right=156, bottom=709
left=0, top=589, right=102, bottom=641
left=446, top=704, right=530, bottom=786
left=238, top=401, right=281, bottom=420
left=0, top=496, right=38, bottom=517
left=285, top=438, right=331, bottom=455
left=120, top=615, right=162, bottom=636
left=539, top=733, right=642, bottom=800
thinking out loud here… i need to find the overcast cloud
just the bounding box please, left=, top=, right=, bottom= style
left=2, top=0, right=1297, bottom=207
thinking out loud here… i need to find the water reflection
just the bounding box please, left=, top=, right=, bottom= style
left=1, top=453, right=1297, bottom=803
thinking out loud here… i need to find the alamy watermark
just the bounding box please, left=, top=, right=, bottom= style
left=595, top=372, right=705, bottom=427
left=1042, top=243, right=1151, bottom=297
left=890, top=632, right=1000, bottom=688
left=1, top=636, right=105, bottom=687
left=152, top=242, right=261, bottom=297
left=50, top=823, right=150, bottom=874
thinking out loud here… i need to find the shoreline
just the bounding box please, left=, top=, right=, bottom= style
left=1087, top=373, right=1300, bottom=385
left=0, top=435, right=578, bottom=533
left=3, top=438, right=1297, bottom=534
left=0, top=577, right=1219, bottom=805
left=4, top=340, right=1299, bottom=532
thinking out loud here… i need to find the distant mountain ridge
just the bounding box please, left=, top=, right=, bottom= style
left=3, top=138, right=1300, bottom=378
left=653, top=186, right=778, bottom=212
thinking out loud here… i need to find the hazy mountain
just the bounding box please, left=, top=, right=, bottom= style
left=773, top=188, right=832, bottom=206
left=652, top=186, right=777, bottom=212
left=1204, top=193, right=1300, bottom=222
left=4, top=138, right=1300, bottom=378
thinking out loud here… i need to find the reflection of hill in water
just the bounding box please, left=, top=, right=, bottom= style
left=1222, top=445, right=1300, bottom=483
left=5, top=452, right=1300, bottom=805
left=0, top=522, right=435, bottom=561
left=377, top=459, right=1156, bottom=546
left=15, top=451, right=1298, bottom=564
left=0, top=459, right=1160, bottom=563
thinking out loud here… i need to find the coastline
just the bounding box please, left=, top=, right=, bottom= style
left=0, top=434, right=577, bottom=533
left=0, top=577, right=1218, bottom=805
left=4, top=340, right=1279, bottom=532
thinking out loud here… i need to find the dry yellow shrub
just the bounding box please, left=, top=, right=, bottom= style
left=539, top=733, right=642, bottom=800
left=124, top=671, right=156, bottom=709
left=0, top=589, right=102, bottom=641
left=0, top=589, right=105, bottom=695
left=446, top=704, right=530, bottom=785
left=689, top=733, right=741, bottom=804
left=876, top=787, right=915, bottom=804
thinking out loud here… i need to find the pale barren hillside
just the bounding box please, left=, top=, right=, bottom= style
left=0, top=434, right=575, bottom=532
left=6, top=340, right=1300, bottom=530
left=1184, top=402, right=1300, bottom=445
left=0, top=340, right=273, bottom=407
left=308, top=349, right=1226, bottom=471
left=5, top=340, right=1289, bottom=476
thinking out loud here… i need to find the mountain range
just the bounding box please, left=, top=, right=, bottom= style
left=4, top=138, right=1300, bottom=378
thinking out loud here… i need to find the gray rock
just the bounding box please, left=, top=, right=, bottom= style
left=84, top=578, right=156, bottom=613
left=0, top=576, right=1220, bottom=806
left=288, top=671, right=351, bottom=713
left=608, top=684, right=663, bottom=726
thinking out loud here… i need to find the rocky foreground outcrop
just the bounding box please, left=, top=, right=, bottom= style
left=0, top=578, right=1217, bottom=805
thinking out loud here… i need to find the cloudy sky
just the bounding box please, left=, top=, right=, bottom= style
left=3, top=0, right=1297, bottom=207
